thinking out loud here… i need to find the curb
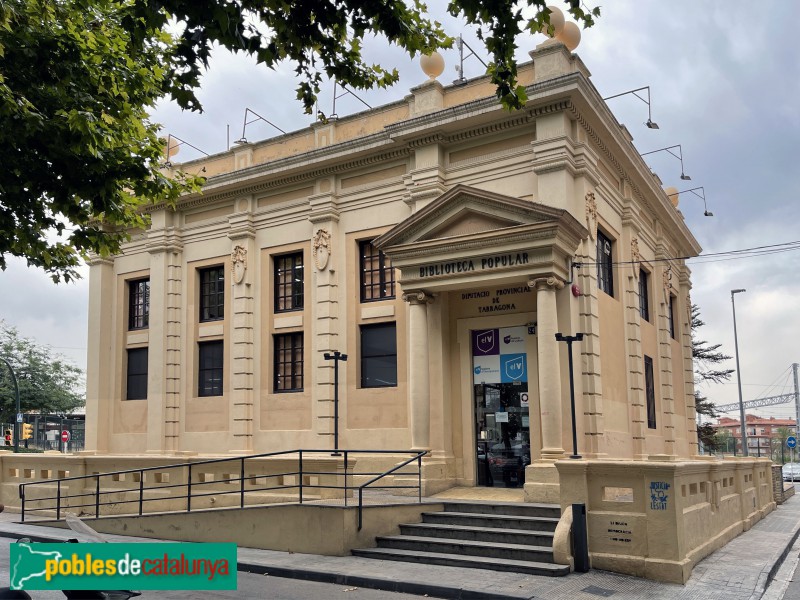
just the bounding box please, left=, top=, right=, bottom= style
left=239, top=561, right=533, bottom=600
left=0, top=527, right=531, bottom=600
left=750, top=509, right=800, bottom=600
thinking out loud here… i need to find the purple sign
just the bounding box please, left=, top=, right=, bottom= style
left=472, top=329, right=499, bottom=356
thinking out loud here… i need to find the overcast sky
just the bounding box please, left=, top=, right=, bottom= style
left=1, top=1, right=798, bottom=421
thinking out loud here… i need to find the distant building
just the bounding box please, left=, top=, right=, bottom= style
left=713, top=415, right=796, bottom=456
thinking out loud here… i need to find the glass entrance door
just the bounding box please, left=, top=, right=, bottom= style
left=472, top=327, right=531, bottom=488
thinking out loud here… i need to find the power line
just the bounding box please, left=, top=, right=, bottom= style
left=577, top=239, right=800, bottom=269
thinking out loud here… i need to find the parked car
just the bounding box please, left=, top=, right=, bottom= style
left=782, top=463, right=800, bottom=481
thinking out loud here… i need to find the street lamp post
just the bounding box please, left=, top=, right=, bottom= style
left=0, top=358, right=20, bottom=454
left=731, top=289, right=747, bottom=457
left=323, top=351, right=347, bottom=455
left=555, top=332, right=584, bottom=459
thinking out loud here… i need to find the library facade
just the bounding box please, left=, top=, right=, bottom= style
left=86, top=43, right=703, bottom=490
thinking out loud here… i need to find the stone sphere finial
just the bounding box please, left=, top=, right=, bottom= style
left=664, top=186, right=679, bottom=208
left=420, top=51, right=445, bottom=81
left=542, top=6, right=566, bottom=37
left=556, top=21, right=581, bottom=51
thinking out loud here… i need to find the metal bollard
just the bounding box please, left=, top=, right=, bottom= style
left=571, top=503, right=590, bottom=572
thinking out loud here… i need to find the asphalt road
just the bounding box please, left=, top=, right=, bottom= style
left=0, top=537, right=426, bottom=600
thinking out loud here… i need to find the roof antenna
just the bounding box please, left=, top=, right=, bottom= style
left=453, top=35, right=488, bottom=85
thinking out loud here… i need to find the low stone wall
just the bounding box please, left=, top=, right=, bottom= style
left=556, top=456, right=775, bottom=584
left=772, top=464, right=796, bottom=504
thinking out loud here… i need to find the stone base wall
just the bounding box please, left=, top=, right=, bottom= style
left=555, top=457, right=775, bottom=584
left=772, top=464, right=796, bottom=504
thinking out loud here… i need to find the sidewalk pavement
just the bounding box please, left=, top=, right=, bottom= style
left=1, top=494, right=799, bottom=600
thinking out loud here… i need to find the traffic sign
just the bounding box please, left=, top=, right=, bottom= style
left=61, top=430, right=71, bottom=444
left=787, top=436, right=797, bottom=449
left=16, top=413, right=22, bottom=423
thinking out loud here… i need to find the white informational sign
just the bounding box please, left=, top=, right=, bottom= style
left=16, top=413, right=22, bottom=423
left=499, top=326, right=526, bottom=354
left=519, top=392, right=529, bottom=405
left=522, top=415, right=530, bottom=428
left=473, top=356, right=501, bottom=384
left=495, top=412, right=509, bottom=423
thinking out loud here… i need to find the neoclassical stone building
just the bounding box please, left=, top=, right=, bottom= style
left=85, top=41, right=704, bottom=501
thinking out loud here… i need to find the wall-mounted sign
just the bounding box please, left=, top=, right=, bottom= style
left=419, top=252, right=530, bottom=278
left=650, top=481, right=670, bottom=510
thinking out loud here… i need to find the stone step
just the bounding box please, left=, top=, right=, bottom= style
left=351, top=547, right=569, bottom=577
left=375, top=534, right=554, bottom=563
left=422, top=510, right=559, bottom=532
left=398, top=522, right=555, bottom=547
left=442, top=501, right=560, bottom=519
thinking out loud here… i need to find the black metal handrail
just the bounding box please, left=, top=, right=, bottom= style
left=18, top=449, right=427, bottom=526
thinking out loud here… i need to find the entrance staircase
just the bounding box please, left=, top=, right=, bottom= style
left=352, top=500, right=569, bottom=576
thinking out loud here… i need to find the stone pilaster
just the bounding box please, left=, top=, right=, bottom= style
left=403, top=140, right=447, bottom=213
left=228, top=214, right=256, bottom=453
left=145, top=227, right=183, bottom=454
left=309, top=181, right=341, bottom=444
left=657, top=255, right=676, bottom=456
left=680, top=271, right=699, bottom=455
left=84, top=255, right=115, bottom=454
left=625, top=272, right=647, bottom=459
left=576, top=197, right=605, bottom=457
left=403, top=291, right=434, bottom=451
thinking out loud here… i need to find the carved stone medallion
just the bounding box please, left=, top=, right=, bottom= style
left=312, top=228, right=332, bottom=271
left=231, top=245, right=247, bottom=284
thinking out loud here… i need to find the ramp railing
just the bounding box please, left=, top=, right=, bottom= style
left=18, top=449, right=427, bottom=525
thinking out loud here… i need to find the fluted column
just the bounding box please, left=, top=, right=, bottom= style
left=403, top=291, right=433, bottom=451
left=529, top=276, right=566, bottom=460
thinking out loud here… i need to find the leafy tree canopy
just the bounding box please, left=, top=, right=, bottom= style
left=0, top=323, right=85, bottom=418
left=0, top=0, right=598, bottom=282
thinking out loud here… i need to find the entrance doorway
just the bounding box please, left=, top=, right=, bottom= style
left=472, top=327, right=531, bottom=487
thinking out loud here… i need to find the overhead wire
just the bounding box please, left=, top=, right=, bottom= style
left=576, top=239, right=800, bottom=269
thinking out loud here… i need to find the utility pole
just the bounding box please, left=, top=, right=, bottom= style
left=0, top=358, right=20, bottom=454
left=323, top=351, right=347, bottom=455
left=793, top=363, right=799, bottom=440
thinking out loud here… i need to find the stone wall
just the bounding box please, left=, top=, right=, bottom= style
left=555, top=457, right=775, bottom=583
left=772, top=464, right=796, bottom=504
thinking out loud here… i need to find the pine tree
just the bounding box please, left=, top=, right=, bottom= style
left=691, top=305, right=734, bottom=451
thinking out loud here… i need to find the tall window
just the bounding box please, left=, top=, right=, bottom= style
left=360, top=240, right=395, bottom=302
left=199, top=266, right=225, bottom=322
left=128, top=278, right=150, bottom=330
left=644, top=355, right=656, bottom=429
left=638, top=270, right=650, bottom=322
left=274, top=333, right=304, bottom=392
left=274, top=253, right=304, bottom=312
left=668, top=295, right=676, bottom=339
left=198, top=341, right=224, bottom=397
left=361, top=322, right=397, bottom=388
left=596, top=230, right=614, bottom=297
left=126, top=348, right=148, bottom=400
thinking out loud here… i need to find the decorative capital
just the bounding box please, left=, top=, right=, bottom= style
left=402, top=291, right=434, bottom=305
left=528, top=276, right=565, bottom=291
left=585, top=192, right=598, bottom=241
left=312, top=228, right=332, bottom=271
left=231, top=245, right=247, bottom=284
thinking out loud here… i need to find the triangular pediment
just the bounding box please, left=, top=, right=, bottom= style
left=375, top=184, right=578, bottom=248
left=419, top=209, right=518, bottom=241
